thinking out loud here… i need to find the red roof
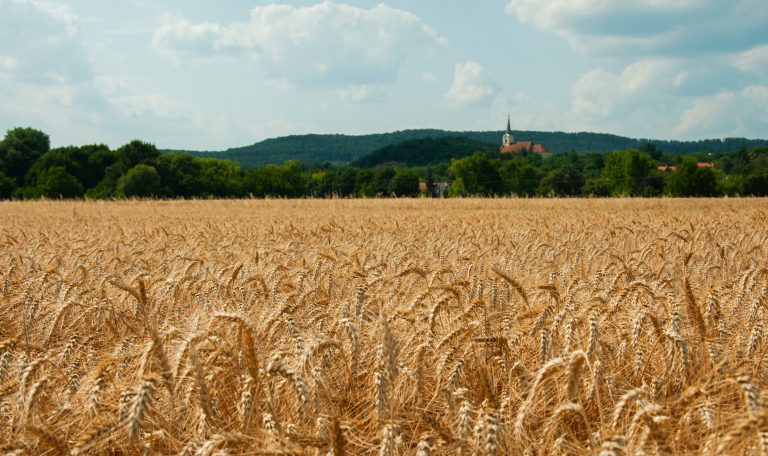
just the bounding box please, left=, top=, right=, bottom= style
left=500, top=142, right=547, bottom=154
left=658, top=162, right=715, bottom=172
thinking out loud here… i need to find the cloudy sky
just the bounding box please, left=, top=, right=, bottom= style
left=1, top=0, right=766, bottom=150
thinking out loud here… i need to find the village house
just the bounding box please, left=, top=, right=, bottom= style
left=658, top=162, right=715, bottom=172
left=499, top=116, right=551, bottom=159
left=420, top=181, right=451, bottom=197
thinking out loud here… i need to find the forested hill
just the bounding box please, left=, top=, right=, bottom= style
left=168, top=130, right=458, bottom=168
left=166, top=129, right=768, bottom=168
left=351, top=137, right=498, bottom=167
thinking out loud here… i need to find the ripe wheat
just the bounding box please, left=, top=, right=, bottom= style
left=0, top=198, right=766, bottom=454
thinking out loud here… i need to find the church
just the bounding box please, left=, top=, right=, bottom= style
left=499, top=117, right=551, bottom=158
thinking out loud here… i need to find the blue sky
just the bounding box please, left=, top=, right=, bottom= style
left=0, top=0, right=766, bottom=150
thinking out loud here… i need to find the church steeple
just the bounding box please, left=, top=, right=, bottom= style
left=502, top=115, right=513, bottom=147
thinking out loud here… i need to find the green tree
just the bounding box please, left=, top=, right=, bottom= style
left=0, top=127, right=50, bottom=185
left=744, top=170, right=768, bottom=196
left=244, top=166, right=277, bottom=197
left=155, top=153, right=202, bottom=198
left=639, top=142, right=662, bottom=160
left=244, top=160, right=305, bottom=197
left=516, top=164, right=539, bottom=196
left=718, top=175, right=744, bottom=196
left=0, top=171, right=16, bottom=199
left=37, top=166, right=84, bottom=198
left=26, top=144, right=113, bottom=191
left=579, top=153, right=605, bottom=179
left=279, top=160, right=307, bottom=197
left=197, top=158, right=243, bottom=197
left=101, top=140, right=158, bottom=192
left=389, top=169, right=419, bottom=197
left=665, top=158, right=719, bottom=197
left=582, top=178, right=610, bottom=197
left=307, top=170, right=329, bottom=197
left=25, top=144, right=115, bottom=188
left=72, top=144, right=115, bottom=189
left=116, top=164, right=162, bottom=197
left=719, top=146, right=751, bottom=175
left=86, top=181, right=116, bottom=199
left=448, top=152, right=503, bottom=196
left=372, top=168, right=396, bottom=196
left=25, top=149, right=80, bottom=188
left=423, top=170, right=435, bottom=197
left=603, top=149, right=656, bottom=196
left=355, top=169, right=375, bottom=197
left=115, top=140, right=160, bottom=169
left=499, top=158, right=539, bottom=196
left=330, top=167, right=358, bottom=197
left=537, top=166, right=583, bottom=196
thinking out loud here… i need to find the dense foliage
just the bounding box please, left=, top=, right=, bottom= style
left=351, top=137, right=497, bottom=167
left=169, top=129, right=768, bottom=168
left=2, top=127, right=768, bottom=199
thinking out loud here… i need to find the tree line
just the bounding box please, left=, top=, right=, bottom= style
left=1, top=127, right=768, bottom=199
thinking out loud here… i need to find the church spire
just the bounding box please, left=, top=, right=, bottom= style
left=502, top=115, right=514, bottom=147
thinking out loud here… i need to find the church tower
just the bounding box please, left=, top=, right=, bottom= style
left=502, top=115, right=514, bottom=146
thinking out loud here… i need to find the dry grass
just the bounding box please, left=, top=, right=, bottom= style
left=0, top=198, right=767, bottom=454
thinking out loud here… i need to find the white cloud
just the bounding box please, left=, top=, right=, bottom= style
left=616, top=59, right=741, bottom=96
left=421, top=71, right=438, bottom=83
left=735, top=44, right=768, bottom=75
left=0, top=55, right=17, bottom=72
left=152, top=19, right=225, bottom=58
left=93, top=75, right=139, bottom=96
left=153, top=2, right=446, bottom=87
left=0, top=78, right=112, bottom=146
left=486, top=92, right=564, bottom=133
left=445, top=61, right=500, bottom=107
left=507, top=0, right=768, bottom=138
left=0, top=0, right=108, bottom=145
left=568, top=58, right=753, bottom=132
left=28, top=0, right=78, bottom=36
left=244, top=118, right=322, bottom=141
left=108, top=93, right=188, bottom=120
left=570, top=68, right=620, bottom=120
left=264, top=78, right=294, bottom=91
left=506, top=0, right=768, bottom=57
left=94, top=75, right=190, bottom=120
left=0, top=0, right=91, bottom=84
left=675, top=86, right=768, bottom=138
left=90, top=75, right=261, bottom=150
left=341, top=85, right=388, bottom=103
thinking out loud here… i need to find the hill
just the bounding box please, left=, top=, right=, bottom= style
left=167, top=130, right=459, bottom=168
left=165, top=129, right=768, bottom=168
left=351, top=137, right=497, bottom=167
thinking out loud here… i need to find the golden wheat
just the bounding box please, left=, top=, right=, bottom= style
left=0, top=198, right=768, bottom=454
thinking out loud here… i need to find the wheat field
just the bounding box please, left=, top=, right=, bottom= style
left=1, top=198, right=767, bottom=455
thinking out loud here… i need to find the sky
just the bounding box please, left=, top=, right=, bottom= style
left=0, top=0, right=767, bottom=150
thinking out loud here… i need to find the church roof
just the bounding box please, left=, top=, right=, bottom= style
left=500, top=116, right=548, bottom=155
left=500, top=142, right=547, bottom=154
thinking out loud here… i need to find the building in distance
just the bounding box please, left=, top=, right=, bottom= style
left=499, top=117, right=551, bottom=159
left=658, top=162, right=715, bottom=172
